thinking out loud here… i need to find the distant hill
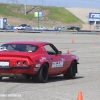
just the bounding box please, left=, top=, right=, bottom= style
left=66, top=7, right=100, bottom=23
left=0, top=3, right=83, bottom=27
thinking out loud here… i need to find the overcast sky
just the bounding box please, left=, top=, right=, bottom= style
left=0, top=0, right=100, bottom=8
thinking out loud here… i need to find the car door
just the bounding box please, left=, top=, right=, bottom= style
left=43, top=44, right=65, bottom=75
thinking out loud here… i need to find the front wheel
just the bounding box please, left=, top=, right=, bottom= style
left=36, top=63, right=48, bottom=83
left=64, top=61, right=76, bottom=79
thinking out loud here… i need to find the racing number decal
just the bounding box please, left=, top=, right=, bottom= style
left=52, top=61, right=64, bottom=68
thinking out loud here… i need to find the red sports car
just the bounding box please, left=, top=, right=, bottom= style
left=0, top=41, right=79, bottom=83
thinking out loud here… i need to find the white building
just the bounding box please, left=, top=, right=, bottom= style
left=88, top=12, right=100, bottom=28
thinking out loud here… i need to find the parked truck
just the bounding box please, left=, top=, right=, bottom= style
left=0, top=18, right=7, bottom=29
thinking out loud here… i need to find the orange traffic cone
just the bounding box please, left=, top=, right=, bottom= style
left=98, top=33, right=100, bottom=36
left=72, top=38, right=74, bottom=43
left=77, top=91, right=83, bottom=100
left=94, top=41, right=96, bottom=46
left=67, top=49, right=70, bottom=54
left=34, top=38, right=36, bottom=41
left=56, top=32, right=58, bottom=35
left=14, top=28, right=18, bottom=34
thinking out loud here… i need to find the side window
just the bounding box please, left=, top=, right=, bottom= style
left=2, top=44, right=16, bottom=50
left=8, top=45, right=16, bottom=50
left=44, top=44, right=57, bottom=55
left=26, top=45, right=38, bottom=52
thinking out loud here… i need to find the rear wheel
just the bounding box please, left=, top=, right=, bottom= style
left=36, top=63, right=48, bottom=83
left=64, top=61, right=76, bottom=79
left=0, top=77, right=2, bottom=80
left=25, top=75, right=31, bottom=80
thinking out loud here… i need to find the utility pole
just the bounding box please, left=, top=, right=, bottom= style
left=42, top=0, right=43, bottom=6
left=58, top=0, right=59, bottom=7
left=24, top=0, right=26, bottom=15
left=50, top=1, right=51, bottom=6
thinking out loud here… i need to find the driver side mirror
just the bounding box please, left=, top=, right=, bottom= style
left=58, top=51, right=62, bottom=54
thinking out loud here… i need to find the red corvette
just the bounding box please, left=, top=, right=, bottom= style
left=0, top=41, right=79, bottom=83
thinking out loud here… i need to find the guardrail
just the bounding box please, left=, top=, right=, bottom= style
left=0, top=29, right=100, bottom=35
left=0, top=30, right=42, bottom=33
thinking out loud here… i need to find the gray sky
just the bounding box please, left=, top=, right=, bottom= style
left=0, top=0, right=100, bottom=8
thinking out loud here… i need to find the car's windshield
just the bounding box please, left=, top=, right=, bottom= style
left=0, top=44, right=39, bottom=52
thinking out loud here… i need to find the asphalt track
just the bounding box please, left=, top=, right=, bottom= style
left=0, top=32, right=100, bottom=100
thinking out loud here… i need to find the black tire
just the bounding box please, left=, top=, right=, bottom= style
left=64, top=61, right=76, bottom=79
left=23, top=74, right=31, bottom=80
left=26, top=75, right=31, bottom=80
left=0, top=77, right=2, bottom=80
left=36, top=63, right=48, bottom=83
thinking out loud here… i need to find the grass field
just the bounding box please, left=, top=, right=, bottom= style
left=0, top=3, right=83, bottom=25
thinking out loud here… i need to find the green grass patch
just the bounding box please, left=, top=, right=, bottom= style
left=41, top=6, right=83, bottom=23
left=0, top=3, right=33, bottom=20
left=0, top=3, right=83, bottom=24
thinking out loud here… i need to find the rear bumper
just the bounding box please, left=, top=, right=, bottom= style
left=0, top=65, right=38, bottom=75
left=0, top=66, right=29, bottom=70
left=0, top=73, right=25, bottom=78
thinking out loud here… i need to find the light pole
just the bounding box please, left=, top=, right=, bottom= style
left=24, top=0, right=26, bottom=15
left=42, top=0, right=43, bottom=6
left=58, top=0, right=59, bottom=7
left=50, top=1, right=51, bottom=6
